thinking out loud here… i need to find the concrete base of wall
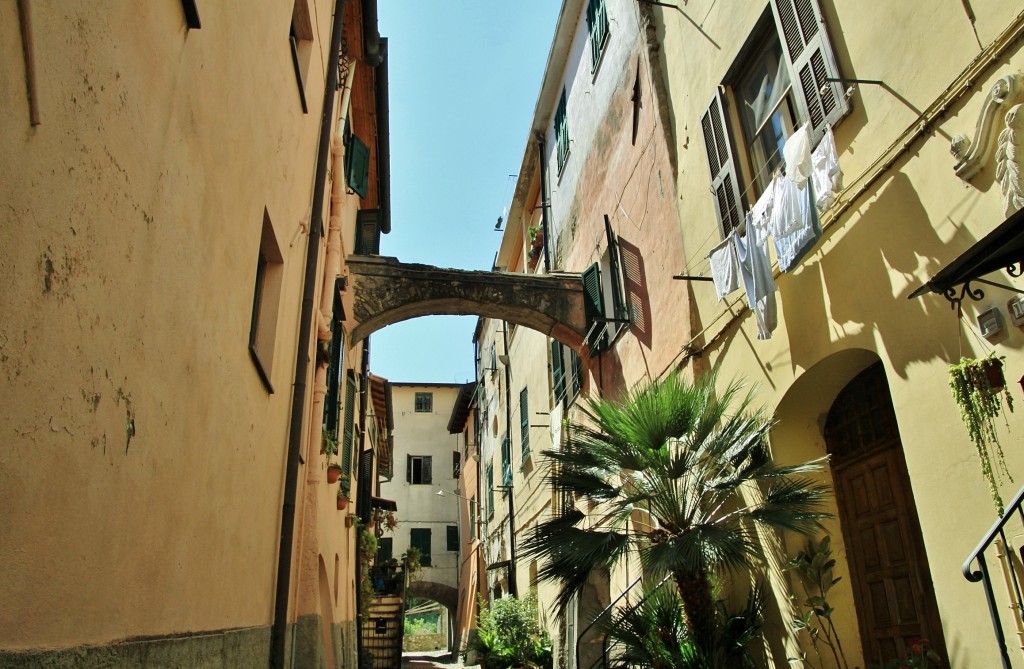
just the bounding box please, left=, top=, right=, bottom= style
left=0, top=618, right=359, bottom=669
left=0, top=626, right=271, bottom=668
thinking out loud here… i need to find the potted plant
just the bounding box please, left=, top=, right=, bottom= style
left=949, top=354, right=1014, bottom=514
left=322, top=431, right=338, bottom=458
left=326, top=462, right=343, bottom=484
left=337, top=488, right=350, bottom=510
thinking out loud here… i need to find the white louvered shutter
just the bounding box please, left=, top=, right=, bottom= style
left=771, top=0, right=850, bottom=144
left=701, top=89, right=743, bottom=237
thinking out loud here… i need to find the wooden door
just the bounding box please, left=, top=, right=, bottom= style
left=825, top=363, right=948, bottom=665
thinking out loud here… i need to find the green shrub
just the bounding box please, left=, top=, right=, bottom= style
left=468, top=590, right=552, bottom=669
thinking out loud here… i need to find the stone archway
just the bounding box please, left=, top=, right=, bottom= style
left=345, top=256, right=588, bottom=349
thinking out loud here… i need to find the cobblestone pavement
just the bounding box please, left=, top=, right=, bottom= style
left=401, top=648, right=479, bottom=669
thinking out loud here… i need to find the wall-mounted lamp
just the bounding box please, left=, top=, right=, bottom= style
left=497, top=354, right=510, bottom=366
left=495, top=216, right=504, bottom=231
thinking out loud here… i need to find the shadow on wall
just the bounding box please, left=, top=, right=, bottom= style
left=766, top=347, right=882, bottom=669
left=783, top=170, right=997, bottom=379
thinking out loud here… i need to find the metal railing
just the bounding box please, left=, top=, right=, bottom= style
left=577, top=573, right=673, bottom=669
left=964, top=484, right=1024, bottom=669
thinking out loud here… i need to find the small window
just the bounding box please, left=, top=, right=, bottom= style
left=453, top=451, right=461, bottom=479
left=377, top=537, right=393, bottom=563
left=554, top=88, right=570, bottom=175
left=289, top=0, right=314, bottom=114
left=354, top=209, right=383, bottom=254
left=415, top=392, right=433, bottom=413
left=519, top=387, right=530, bottom=460
left=447, top=525, right=459, bottom=552
left=586, top=0, right=609, bottom=72
left=550, top=340, right=583, bottom=408
left=249, top=209, right=285, bottom=392
left=410, top=528, right=432, bottom=567
left=407, top=455, right=432, bottom=485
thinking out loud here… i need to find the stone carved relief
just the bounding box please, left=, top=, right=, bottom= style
left=951, top=73, right=1023, bottom=180
left=996, top=104, right=1024, bottom=217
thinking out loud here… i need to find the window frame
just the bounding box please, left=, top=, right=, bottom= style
left=414, top=392, right=433, bottom=413
left=410, top=528, right=432, bottom=567
left=586, top=0, right=610, bottom=74
left=407, top=454, right=433, bottom=485
left=701, top=0, right=849, bottom=238
left=446, top=525, right=459, bottom=552
left=554, top=88, right=570, bottom=176
left=519, top=387, right=530, bottom=461
left=289, top=0, right=314, bottom=114
left=249, top=209, right=284, bottom=393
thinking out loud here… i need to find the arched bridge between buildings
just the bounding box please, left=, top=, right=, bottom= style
left=345, top=256, right=587, bottom=349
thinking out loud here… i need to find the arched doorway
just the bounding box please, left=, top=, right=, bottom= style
left=824, top=363, right=947, bottom=665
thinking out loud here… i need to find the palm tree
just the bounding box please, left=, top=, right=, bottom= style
left=521, top=371, right=831, bottom=657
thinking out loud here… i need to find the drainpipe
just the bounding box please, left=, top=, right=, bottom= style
left=271, top=1, right=347, bottom=667
left=354, top=336, right=371, bottom=665
left=535, top=132, right=552, bottom=271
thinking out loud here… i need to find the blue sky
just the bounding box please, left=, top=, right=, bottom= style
left=370, top=3, right=562, bottom=384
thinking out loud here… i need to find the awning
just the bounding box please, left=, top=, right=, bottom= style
left=909, top=207, right=1024, bottom=306
left=371, top=496, right=397, bottom=511
left=486, top=559, right=511, bottom=571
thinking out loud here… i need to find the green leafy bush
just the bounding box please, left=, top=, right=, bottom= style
left=468, top=590, right=553, bottom=669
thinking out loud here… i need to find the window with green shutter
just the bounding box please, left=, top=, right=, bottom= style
left=550, top=339, right=565, bottom=407
left=554, top=88, right=570, bottom=175
left=323, top=281, right=346, bottom=439
left=410, top=528, right=431, bottom=567
left=486, top=467, right=494, bottom=519
left=586, top=0, right=609, bottom=72
left=582, top=263, right=605, bottom=351
left=353, top=209, right=382, bottom=254
left=446, top=525, right=459, bottom=552
left=340, top=372, right=356, bottom=494
left=520, top=387, right=530, bottom=460
left=469, top=497, right=476, bottom=540
left=346, top=134, right=371, bottom=198
left=501, top=433, right=511, bottom=487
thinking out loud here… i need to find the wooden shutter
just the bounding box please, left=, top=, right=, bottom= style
left=550, top=340, right=565, bottom=406
left=604, top=216, right=626, bottom=322
left=410, top=528, right=431, bottom=567
left=422, top=456, right=432, bottom=484
left=555, top=89, right=570, bottom=173
left=486, top=467, right=494, bottom=518
left=701, top=90, right=743, bottom=236
left=520, top=387, right=530, bottom=460
left=406, top=454, right=413, bottom=483
left=377, top=537, right=393, bottom=562
left=582, top=263, right=605, bottom=350
left=771, top=0, right=849, bottom=144
left=341, top=373, right=356, bottom=488
left=453, top=451, right=461, bottom=478
left=323, top=288, right=346, bottom=437
left=469, top=499, right=476, bottom=540
left=346, top=134, right=371, bottom=198
left=501, top=433, right=511, bottom=486
left=354, top=209, right=382, bottom=254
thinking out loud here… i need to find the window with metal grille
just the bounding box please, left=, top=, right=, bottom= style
left=486, top=466, right=494, bottom=519
left=701, top=0, right=849, bottom=238
left=453, top=451, right=461, bottom=479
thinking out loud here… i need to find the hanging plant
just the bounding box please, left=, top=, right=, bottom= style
left=949, top=354, right=1014, bottom=514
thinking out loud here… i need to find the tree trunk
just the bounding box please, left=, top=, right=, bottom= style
left=673, top=569, right=716, bottom=656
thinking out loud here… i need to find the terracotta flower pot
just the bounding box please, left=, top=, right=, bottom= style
left=327, top=464, right=342, bottom=484
left=337, top=495, right=349, bottom=510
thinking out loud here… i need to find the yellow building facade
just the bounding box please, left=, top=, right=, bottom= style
left=654, top=0, right=1024, bottom=666
left=0, top=1, right=391, bottom=666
